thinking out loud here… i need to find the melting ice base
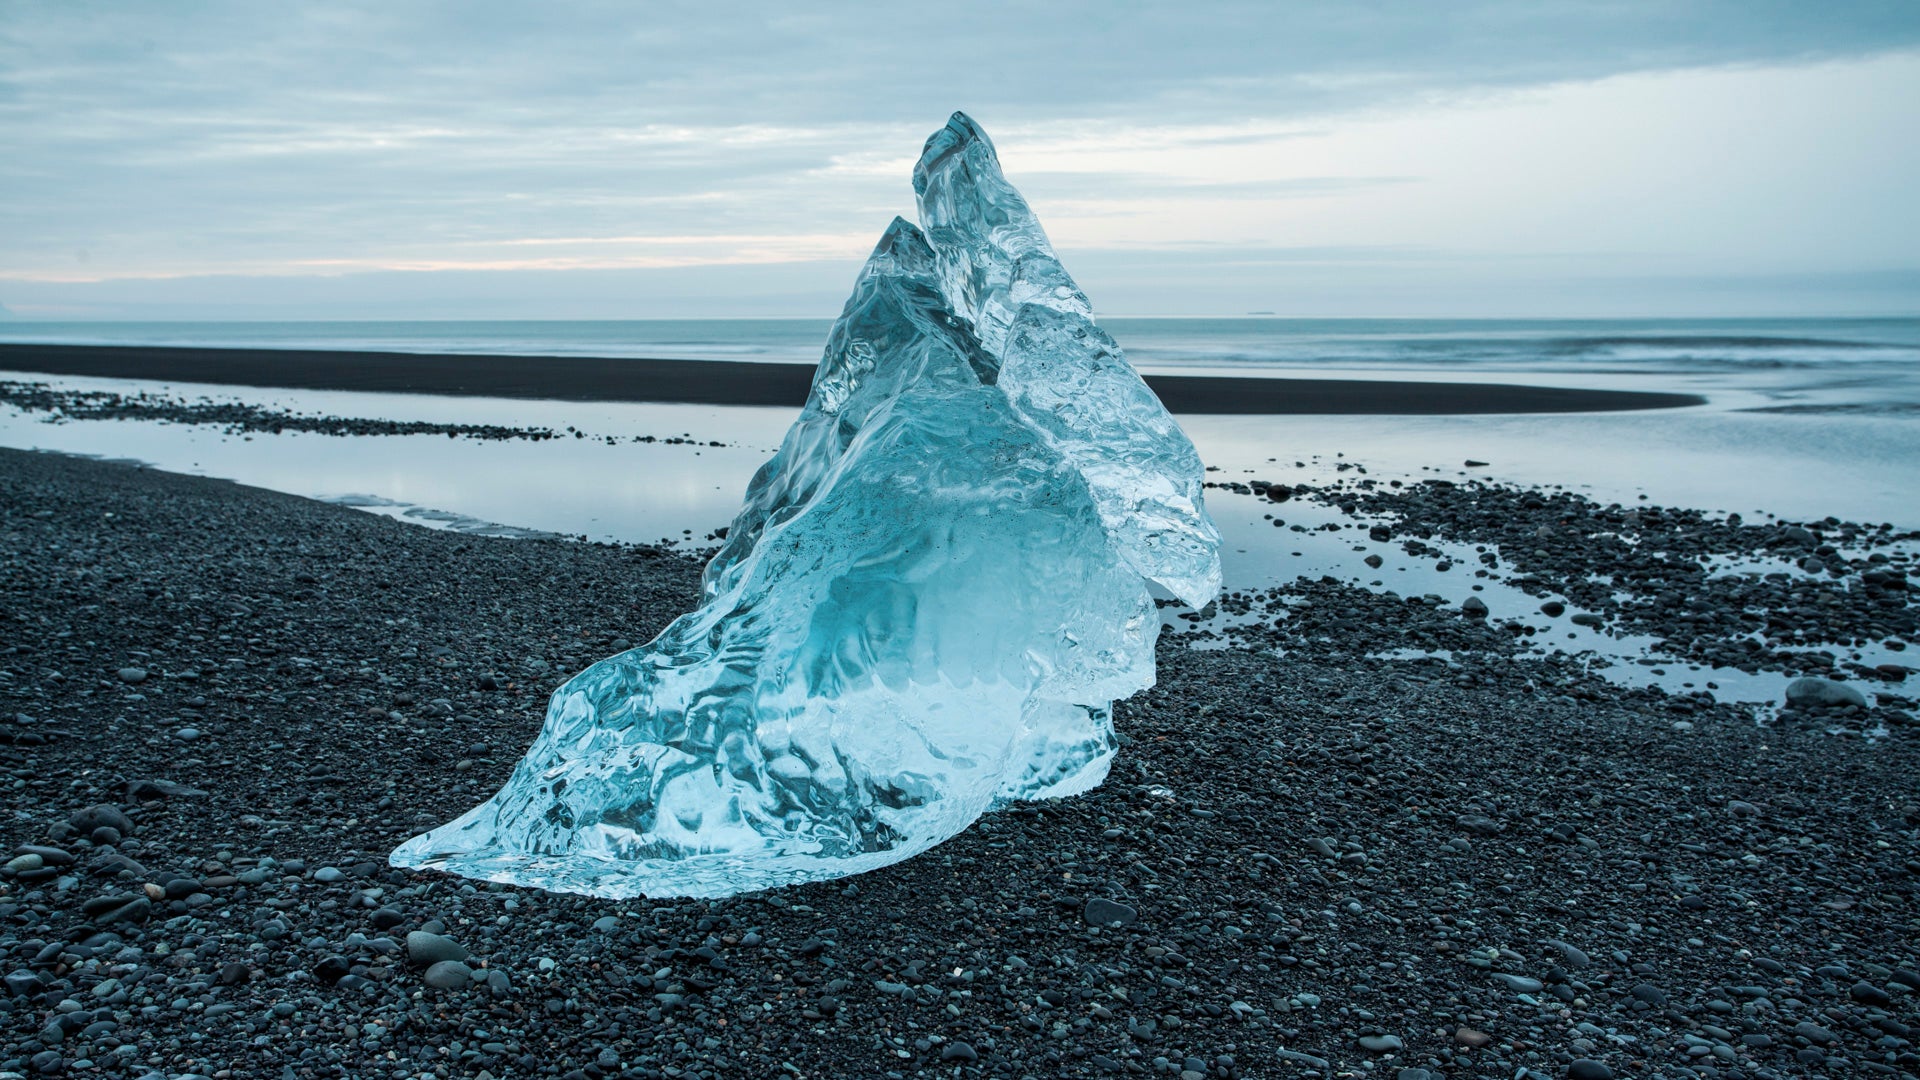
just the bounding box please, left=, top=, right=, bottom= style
left=388, top=114, right=1220, bottom=898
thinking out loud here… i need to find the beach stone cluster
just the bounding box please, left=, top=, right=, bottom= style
left=1199, top=473, right=1914, bottom=726
left=1315, top=478, right=1914, bottom=677
left=0, top=380, right=732, bottom=448
left=2, top=448, right=1916, bottom=1079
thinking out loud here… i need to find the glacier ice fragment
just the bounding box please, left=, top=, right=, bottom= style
left=390, top=112, right=1222, bottom=898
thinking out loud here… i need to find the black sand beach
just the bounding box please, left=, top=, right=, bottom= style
left=0, top=343, right=1705, bottom=415
left=3, top=448, right=1915, bottom=1080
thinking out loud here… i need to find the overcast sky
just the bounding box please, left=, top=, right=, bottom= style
left=2, top=1, right=1917, bottom=319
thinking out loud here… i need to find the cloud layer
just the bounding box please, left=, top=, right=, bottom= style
left=2, top=2, right=1916, bottom=316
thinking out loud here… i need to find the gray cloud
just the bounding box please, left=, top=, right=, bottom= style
left=20, top=2, right=1912, bottom=119
left=1, top=1, right=1916, bottom=313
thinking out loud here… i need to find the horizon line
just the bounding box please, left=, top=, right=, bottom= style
left=3, top=312, right=1919, bottom=324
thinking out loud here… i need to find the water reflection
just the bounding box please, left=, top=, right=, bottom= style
left=2, top=372, right=1913, bottom=706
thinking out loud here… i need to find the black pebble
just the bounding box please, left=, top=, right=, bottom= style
left=1083, top=898, right=1137, bottom=927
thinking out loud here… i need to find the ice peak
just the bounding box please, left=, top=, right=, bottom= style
left=865, top=215, right=934, bottom=274
left=912, top=111, right=997, bottom=197
left=876, top=213, right=926, bottom=248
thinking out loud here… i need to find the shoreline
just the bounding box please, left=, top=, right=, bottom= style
left=1, top=448, right=1912, bottom=1080
left=0, top=342, right=1706, bottom=414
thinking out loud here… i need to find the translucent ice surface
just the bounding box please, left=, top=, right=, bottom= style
left=390, top=114, right=1221, bottom=897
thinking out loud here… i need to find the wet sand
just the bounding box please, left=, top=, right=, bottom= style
left=0, top=342, right=1704, bottom=414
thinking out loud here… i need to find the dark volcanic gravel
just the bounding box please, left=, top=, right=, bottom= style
left=1320, top=478, right=1917, bottom=672
left=3, top=447, right=1919, bottom=1080
left=1201, top=472, right=1916, bottom=699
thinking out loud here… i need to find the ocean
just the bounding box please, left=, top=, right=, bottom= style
left=5, top=315, right=1918, bottom=385
left=8, top=313, right=1917, bottom=422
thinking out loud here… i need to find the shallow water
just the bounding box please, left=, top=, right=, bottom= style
left=1184, top=481, right=1913, bottom=710
left=1, top=358, right=1915, bottom=707
left=0, top=377, right=791, bottom=545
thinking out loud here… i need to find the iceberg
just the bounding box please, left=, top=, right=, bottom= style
left=390, top=113, right=1221, bottom=898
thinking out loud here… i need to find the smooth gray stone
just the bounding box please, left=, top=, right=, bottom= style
left=1784, top=677, right=1867, bottom=708
left=1277, top=1048, right=1331, bottom=1069
left=422, top=960, right=473, bottom=989
left=406, top=931, right=469, bottom=966
left=1494, top=973, right=1544, bottom=993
